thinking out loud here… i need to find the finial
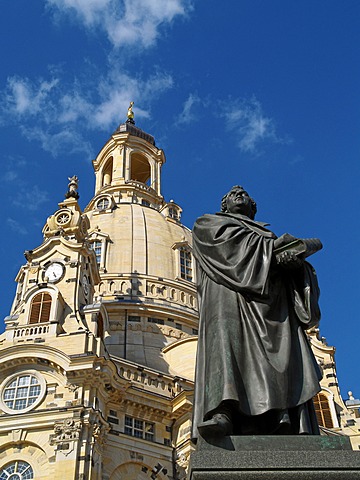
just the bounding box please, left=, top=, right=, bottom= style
left=126, top=101, right=135, bottom=124
left=65, top=175, right=79, bottom=200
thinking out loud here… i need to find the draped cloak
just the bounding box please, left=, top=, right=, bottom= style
left=191, top=212, right=322, bottom=438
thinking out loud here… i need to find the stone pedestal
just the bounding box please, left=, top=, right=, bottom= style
left=189, top=435, right=360, bottom=479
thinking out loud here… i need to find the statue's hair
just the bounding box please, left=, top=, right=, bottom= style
left=221, top=185, right=257, bottom=219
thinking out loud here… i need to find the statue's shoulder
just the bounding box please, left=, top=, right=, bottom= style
left=194, top=213, right=228, bottom=228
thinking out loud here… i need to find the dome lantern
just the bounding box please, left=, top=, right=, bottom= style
left=91, top=105, right=165, bottom=205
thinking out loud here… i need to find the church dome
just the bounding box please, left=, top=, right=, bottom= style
left=84, top=117, right=198, bottom=373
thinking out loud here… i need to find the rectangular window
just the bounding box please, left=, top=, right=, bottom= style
left=91, top=241, right=102, bottom=266
left=107, top=416, right=119, bottom=424
left=169, top=207, right=179, bottom=220
left=128, top=316, right=140, bottom=322
left=192, top=328, right=198, bottom=335
left=124, top=415, right=154, bottom=442
left=148, top=317, right=164, bottom=325
left=179, top=248, right=192, bottom=282
left=175, top=323, right=182, bottom=330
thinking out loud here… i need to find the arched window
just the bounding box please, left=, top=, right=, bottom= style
left=130, top=153, right=151, bottom=185
left=0, top=460, right=34, bottom=479
left=313, top=392, right=334, bottom=428
left=102, top=157, right=113, bottom=186
left=29, top=292, right=52, bottom=324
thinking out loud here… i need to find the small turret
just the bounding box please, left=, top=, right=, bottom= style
left=43, top=176, right=89, bottom=242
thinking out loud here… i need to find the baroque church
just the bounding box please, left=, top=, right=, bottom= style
left=0, top=110, right=359, bottom=479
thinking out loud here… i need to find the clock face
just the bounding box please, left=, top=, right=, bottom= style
left=44, top=262, right=65, bottom=283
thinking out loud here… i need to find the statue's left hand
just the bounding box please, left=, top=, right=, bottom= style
left=276, top=251, right=304, bottom=270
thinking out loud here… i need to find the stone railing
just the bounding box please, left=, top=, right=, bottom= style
left=9, top=322, right=58, bottom=342
left=124, top=180, right=157, bottom=195
left=112, top=356, right=192, bottom=399
left=95, top=274, right=198, bottom=312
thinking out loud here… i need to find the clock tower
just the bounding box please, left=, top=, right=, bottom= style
left=7, top=176, right=100, bottom=339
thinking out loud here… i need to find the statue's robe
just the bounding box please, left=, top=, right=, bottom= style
left=192, top=212, right=322, bottom=438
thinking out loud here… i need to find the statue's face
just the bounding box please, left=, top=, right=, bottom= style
left=226, top=188, right=253, bottom=217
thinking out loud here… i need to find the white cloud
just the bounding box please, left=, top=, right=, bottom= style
left=0, top=69, right=173, bottom=156
left=46, top=0, right=191, bottom=49
left=5, top=77, right=59, bottom=117
left=13, top=185, right=49, bottom=211
left=92, top=71, right=173, bottom=129
left=0, top=0, right=188, bottom=157
left=222, top=97, right=283, bottom=153
left=7, top=218, right=28, bottom=236
left=3, top=171, right=18, bottom=182
left=21, top=126, right=94, bottom=158
left=2, top=156, right=27, bottom=183
left=176, top=93, right=201, bottom=125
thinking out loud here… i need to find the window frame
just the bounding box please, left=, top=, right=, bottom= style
left=29, top=291, right=52, bottom=324
left=124, top=415, right=155, bottom=442
left=0, top=371, right=46, bottom=415
left=313, top=389, right=339, bottom=428
left=88, top=231, right=109, bottom=272
left=23, top=286, right=63, bottom=327
left=96, top=197, right=111, bottom=211
left=172, top=241, right=195, bottom=284
left=179, top=247, right=193, bottom=282
left=0, top=460, right=34, bottom=479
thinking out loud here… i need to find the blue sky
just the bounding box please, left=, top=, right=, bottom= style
left=1, top=1, right=359, bottom=398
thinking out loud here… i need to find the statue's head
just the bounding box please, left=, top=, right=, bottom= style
left=221, top=185, right=257, bottom=219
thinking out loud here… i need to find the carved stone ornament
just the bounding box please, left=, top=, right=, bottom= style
left=176, top=451, right=190, bottom=478
left=50, top=418, right=82, bottom=445
left=92, top=421, right=108, bottom=446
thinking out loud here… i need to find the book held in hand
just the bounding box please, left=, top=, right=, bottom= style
left=274, top=233, right=323, bottom=261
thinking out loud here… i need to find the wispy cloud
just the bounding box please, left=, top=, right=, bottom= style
left=21, top=126, right=93, bottom=158
left=2, top=155, right=27, bottom=183
left=7, top=218, right=28, bottom=235
left=46, top=0, right=192, bottom=49
left=92, top=70, right=173, bottom=129
left=13, top=185, right=49, bottom=211
left=4, top=171, right=18, bottom=182
left=0, top=70, right=173, bottom=157
left=4, top=77, right=59, bottom=117
left=176, top=93, right=201, bottom=125
left=221, top=97, right=285, bottom=153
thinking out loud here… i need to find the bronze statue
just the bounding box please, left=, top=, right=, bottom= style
left=192, top=185, right=322, bottom=439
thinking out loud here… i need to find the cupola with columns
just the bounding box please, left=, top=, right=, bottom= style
left=91, top=103, right=166, bottom=209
